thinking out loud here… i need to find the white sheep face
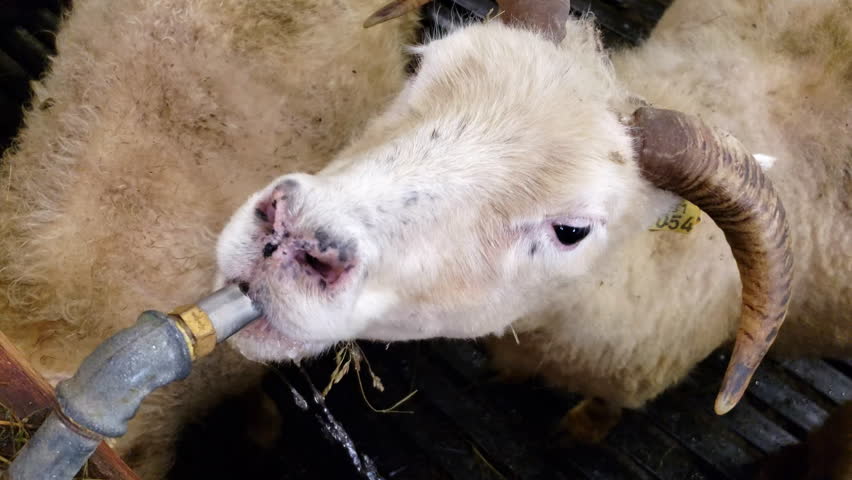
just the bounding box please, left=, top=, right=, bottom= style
left=215, top=21, right=656, bottom=362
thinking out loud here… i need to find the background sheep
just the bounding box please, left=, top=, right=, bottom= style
left=215, top=0, right=850, bottom=444
left=0, top=0, right=416, bottom=476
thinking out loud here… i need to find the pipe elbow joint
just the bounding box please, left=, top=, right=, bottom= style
left=56, top=310, right=193, bottom=438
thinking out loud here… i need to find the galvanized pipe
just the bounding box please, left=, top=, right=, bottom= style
left=5, top=413, right=101, bottom=480
left=8, top=284, right=262, bottom=480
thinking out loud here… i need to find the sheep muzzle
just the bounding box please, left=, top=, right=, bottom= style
left=629, top=106, right=794, bottom=415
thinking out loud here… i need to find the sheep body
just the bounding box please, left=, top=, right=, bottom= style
left=0, top=0, right=415, bottom=476
left=210, top=0, right=849, bottom=437
left=490, top=0, right=851, bottom=416
left=618, top=0, right=851, bottom=360
left=211, top=0, right=849, bottom=425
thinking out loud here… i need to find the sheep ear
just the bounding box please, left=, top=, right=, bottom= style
left=496, top=0, right=572, bottom=43
left=630, top=107, right=794, bottom=416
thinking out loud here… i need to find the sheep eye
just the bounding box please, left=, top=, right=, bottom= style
left=553, top=224, right=591, bottom=246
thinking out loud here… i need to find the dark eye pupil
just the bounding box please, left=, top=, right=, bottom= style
left=554, top=224, right=591, bottom=245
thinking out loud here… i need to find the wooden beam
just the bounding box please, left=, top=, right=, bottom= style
left=0, top=330, right=139, bottom=479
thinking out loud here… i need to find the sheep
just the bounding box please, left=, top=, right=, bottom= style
left=216, top=0, right=850, bottom=445
left=1, top=0, right=849, bottom=477
left=0, top=0, right=416, bottom=477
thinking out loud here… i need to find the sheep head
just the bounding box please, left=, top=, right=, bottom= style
left=215, top=0, right=792, bottom=416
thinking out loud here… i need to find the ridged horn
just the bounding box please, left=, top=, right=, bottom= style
left=363, top=0, right=571, bottom=35
left=363, top=0, right=432, bottom=28
left=498, top=0, right=571, bottom=43
left=630, top=107, right=794, bottom=415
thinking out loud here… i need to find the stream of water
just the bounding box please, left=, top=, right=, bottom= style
left=281, top=366, right=386, bottom=480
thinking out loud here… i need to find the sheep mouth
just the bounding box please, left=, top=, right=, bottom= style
left=230, top=315, right=317, bottom=361
left=238, top=316, right=284, bottom=341
left=222, top=276, right=340, bottom=361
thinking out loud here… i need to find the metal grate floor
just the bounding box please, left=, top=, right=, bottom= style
left=0, top=0, right=66, bottom=155
left=171, top=341, right=851, bottom=479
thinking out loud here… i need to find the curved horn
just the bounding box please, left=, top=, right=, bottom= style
left=498, top=0, right=571, bottom=43
left=363, top=0, right=571, bottom=34
left=363, top=0, right=432, bottom=28
left=631, top=107, right=794, bottom=415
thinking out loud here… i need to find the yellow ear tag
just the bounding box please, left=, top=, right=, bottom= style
left=649, top=200, right=702, bottom=234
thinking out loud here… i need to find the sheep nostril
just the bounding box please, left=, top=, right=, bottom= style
left=255, top=199, right=278, bottom=224
left=296, top=251, right=347, bottom=284
left=303, top=253, right=333, bottom=278
left=263, top=243, right=278, bottom=258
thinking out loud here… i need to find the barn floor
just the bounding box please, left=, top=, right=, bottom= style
left=168, top=340, right=851, bottom=480
left=1, top=1, right=850, bottom=479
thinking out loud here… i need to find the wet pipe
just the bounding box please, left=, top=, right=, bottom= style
left=8, top=284, right=262, bottom=480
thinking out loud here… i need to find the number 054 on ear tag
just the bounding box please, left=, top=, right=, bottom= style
left=649, top=200, right=702, bottom=234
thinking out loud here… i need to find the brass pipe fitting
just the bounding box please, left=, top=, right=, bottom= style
left=170, top=305, right=217, bottom=359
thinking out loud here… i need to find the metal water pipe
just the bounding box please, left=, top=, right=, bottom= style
left=8, top=284, right=262, bottom=480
